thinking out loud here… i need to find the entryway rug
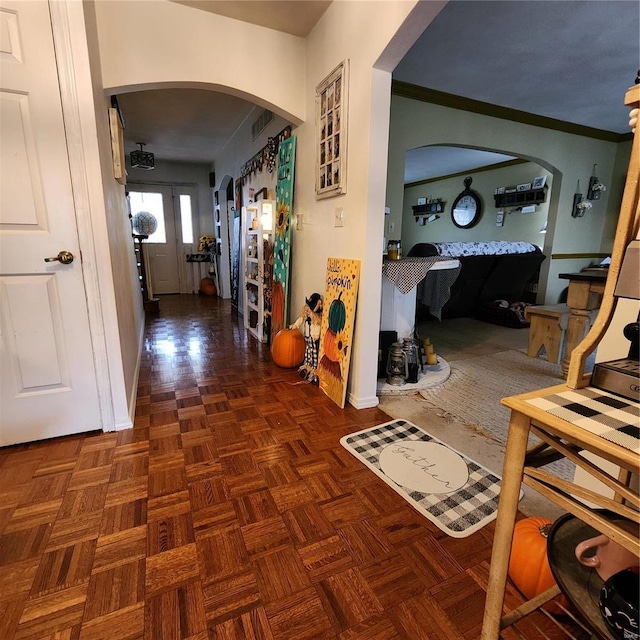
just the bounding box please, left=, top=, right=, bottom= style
left=340, top=419, right=521, bottom=538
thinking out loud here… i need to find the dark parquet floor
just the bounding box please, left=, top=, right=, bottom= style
left=0, top=295, right=583, bottom=639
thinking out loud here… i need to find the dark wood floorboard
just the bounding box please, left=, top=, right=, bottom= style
left=0, top=295, right=586, bottom=639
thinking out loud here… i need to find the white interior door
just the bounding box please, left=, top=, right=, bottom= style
left=0, top=0, right=102, bottom=445
left=129, top=186, right=180, bottom=294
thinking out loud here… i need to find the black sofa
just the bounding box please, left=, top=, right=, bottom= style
left=408, top=241, right=546, bottom=320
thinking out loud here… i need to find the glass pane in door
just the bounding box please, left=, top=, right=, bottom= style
left=179, top=194, right=194, bottom=244
left=129, top=191, right=166, bottom=243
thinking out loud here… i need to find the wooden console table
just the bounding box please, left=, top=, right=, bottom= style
left=559, top=271, right=607, bottom=377
left=481, top=384, right=639, bottom=639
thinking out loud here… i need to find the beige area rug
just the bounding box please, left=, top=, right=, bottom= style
left=417, top=350, right=575, bottom=481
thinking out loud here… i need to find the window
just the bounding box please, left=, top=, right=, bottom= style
left=179, top=194, right=194, bottom=244
left=129, top=191, right=166, bottom=243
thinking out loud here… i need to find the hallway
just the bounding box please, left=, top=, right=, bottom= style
left=0, top=295, right=570, bottom=639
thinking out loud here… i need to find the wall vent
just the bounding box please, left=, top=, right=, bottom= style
left=252, top=109, right=273, bottom=140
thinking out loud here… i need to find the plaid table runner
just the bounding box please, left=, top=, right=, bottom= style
left=526, top=387, right=640, bottom=454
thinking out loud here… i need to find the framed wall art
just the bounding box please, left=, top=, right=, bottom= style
left=315, top=60, right=348, bottom=199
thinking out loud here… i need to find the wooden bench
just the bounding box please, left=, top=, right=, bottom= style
left=524, top=303, right=569, bottom=363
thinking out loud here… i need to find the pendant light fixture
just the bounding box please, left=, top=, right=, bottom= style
left=130, top=142, right=155, bottom=170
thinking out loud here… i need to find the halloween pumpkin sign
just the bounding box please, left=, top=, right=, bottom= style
left=317, top=258, right=360, bottom=408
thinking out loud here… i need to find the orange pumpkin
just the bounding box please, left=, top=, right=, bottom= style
left=271, top=328, right=305, bottom=368
left=508, top=517, right=565, bottom=614
left=200, top=277, right=217, bottom=296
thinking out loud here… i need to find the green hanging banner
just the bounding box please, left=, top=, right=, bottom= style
left=271, top=136, right=296, bottom=343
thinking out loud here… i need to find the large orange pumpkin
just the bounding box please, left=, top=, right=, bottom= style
left=508, top=517, right=565, bottom=614
left=271, top=328, right=305, bottom=368
left=200, top=277, right=217, bottom=296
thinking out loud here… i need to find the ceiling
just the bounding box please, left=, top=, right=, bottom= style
left=118, top=1, right=639, bottom=183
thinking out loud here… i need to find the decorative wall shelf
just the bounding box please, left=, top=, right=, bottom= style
left=494, top=187, right=547, bottom=209
left=412, top=200, right=444, bottom=216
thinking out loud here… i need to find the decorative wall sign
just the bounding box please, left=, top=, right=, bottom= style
left=271, top=136, right=297, bottom=342
left=317, top=257, right=360, bottom=408
left=108, top=108, right=126, bottom=185
left=315, top=60, right=348, bottom=199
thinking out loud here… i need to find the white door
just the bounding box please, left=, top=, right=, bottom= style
left=129, top=185, right=198, bottom=295
left=0, top=0, right=102, bottom=445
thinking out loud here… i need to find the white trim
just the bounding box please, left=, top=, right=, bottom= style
left=115, top=319, right=145, bottom=431
left=49, top=0, right=114, bottom=430
left=347, top=392, right=379, bottom=410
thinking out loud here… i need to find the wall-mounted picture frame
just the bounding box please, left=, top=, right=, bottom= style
left=417, top=197, right=427, bottom=205
left=533, top=176, right=547, bottom=189
left=316, top=60, right=349, bottom=199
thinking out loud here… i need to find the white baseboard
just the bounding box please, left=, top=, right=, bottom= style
left=348, top=392, right=379, bottom=409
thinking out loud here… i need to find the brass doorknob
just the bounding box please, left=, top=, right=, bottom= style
left=44, top=250, right=74, bottom=265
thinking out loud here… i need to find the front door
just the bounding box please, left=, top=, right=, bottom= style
left=0, top=0, right=102, bottom=445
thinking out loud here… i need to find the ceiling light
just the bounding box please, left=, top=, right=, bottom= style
left=130, top=142, right=155, bottom=170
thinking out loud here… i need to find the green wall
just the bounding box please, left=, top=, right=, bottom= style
left=387, top=95, right=629, bottom=303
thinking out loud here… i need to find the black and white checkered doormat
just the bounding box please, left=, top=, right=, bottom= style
left=340, top=419, right=518, bottom=538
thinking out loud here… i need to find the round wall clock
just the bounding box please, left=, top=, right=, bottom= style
left=451, top=176, right=482, bottom=229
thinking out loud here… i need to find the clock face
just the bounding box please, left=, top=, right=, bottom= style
left=452, top=191, right=481, bottom=228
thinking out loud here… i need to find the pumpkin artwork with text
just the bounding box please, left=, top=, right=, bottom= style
left=317, top=258, right=361, bottom=408
left=320, top=292, right=346, bottom=381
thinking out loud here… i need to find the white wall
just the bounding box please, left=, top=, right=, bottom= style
left=292, top=1, right=439, bottom=408
left=94, top=0, right=306, bottom=124
left=81, top=1, right=144, bottom=429
left=387, top=96, right=628, bottom=304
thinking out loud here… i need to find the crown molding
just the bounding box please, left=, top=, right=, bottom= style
left=392, top=81, right=632, bottom=144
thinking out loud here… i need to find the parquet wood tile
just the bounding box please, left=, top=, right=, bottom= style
left=31, top=538, right=96, bottom=596
left=359, top=552, right=425, bottom=610
left=3, top=498, right=63, bottom=533
left=92, top=526, right=146, bottom=572
left=316, top=567, right=383, bottom=632
left=297, top=534, right=355, bottom=583
left=84, top=559, right=145, bottom=621
left=202, top=571, right=262, bottom=626
left=145, top=579, right=207, bottom=640
left=78, top=602, right=144, bottom=640
left=14, top=583, right=88, bottom=640
left=0, top=295, right=578, bottom=639
left=263, top=587, right=335, bottom=640
left=252, top=546, right=312, bottom=603
left=207, top=606, right=273, bottom=640
left=145, top=542, right=199, bottom=597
